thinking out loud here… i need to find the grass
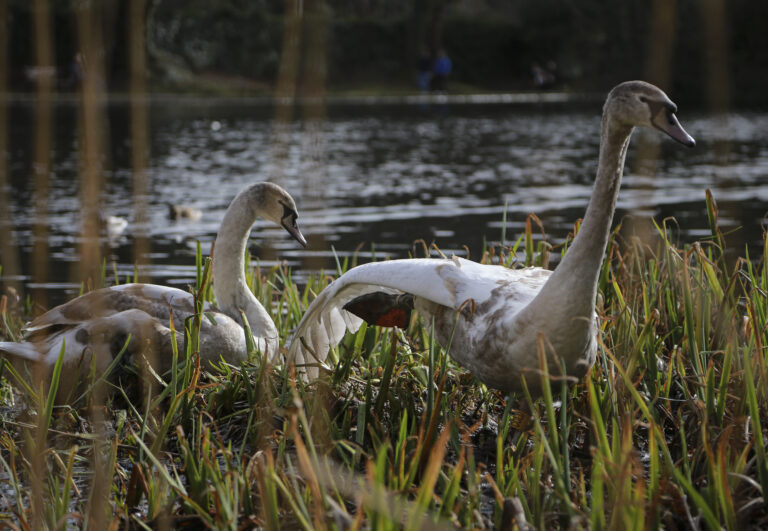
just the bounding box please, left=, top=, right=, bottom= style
left=0, top=191, right=767, bottom=529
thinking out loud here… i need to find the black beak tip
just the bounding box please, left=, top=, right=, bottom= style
left=293, top=232, right=308, bottom=248
left=295, top=229, right=309, bottom=248
left=284, top=222, right=309, bottom=248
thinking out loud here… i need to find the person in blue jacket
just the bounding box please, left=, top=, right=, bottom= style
left=431, top=49, right=452, bottom=92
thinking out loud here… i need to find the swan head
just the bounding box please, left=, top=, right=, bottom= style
left=258, top=182, right=308, bottom=248
left=605, top=81, right=695, bottom=147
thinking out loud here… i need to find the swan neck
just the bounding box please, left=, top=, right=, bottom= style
left=534, top=113, right=633, bottom=311
left=568, top=116, right=633, bottom=269
left=212, top=186, right=277, bottom=338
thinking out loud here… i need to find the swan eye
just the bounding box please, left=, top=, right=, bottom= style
left=639, top=96, right=649, bottom=104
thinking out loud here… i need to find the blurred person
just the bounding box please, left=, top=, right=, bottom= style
left=431, top=49, right=452, bottom=93
left=417, top=48, right=432, bottom=92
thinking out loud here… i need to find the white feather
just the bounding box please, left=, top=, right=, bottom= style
left=286, top=258, right=551, bottom=380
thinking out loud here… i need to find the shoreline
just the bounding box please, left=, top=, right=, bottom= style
left=0, top=90, right=604, bottom=107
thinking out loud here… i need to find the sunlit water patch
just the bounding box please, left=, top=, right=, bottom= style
left=2, top=99, right=767, bottom=306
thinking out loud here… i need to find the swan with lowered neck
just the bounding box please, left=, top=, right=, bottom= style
left=287, top=81, right=695, bottom=394
left=0, top=182, right=307, bottom=402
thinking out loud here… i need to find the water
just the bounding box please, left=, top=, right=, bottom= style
left=2, top=97, right=767, bottom=307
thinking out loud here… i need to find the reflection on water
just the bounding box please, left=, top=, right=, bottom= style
left=2, top=99, right=768, bottom=306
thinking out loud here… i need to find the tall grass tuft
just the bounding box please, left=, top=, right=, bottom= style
left=3, top=192, right=768, bottom=527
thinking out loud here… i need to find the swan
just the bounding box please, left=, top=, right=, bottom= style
left=0, top=182, right=307, bottom=402
left=287, top=81, right=695, bottom=395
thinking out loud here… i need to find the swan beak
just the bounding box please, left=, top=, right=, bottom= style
left=284, top=222, right=308, bottom=248
left=652, top=108, right=696, bottom=147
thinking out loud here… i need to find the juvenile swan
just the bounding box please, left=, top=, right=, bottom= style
left=287, top=81, right=695, bottom=394
left=0, top=182, right=307, bottom=401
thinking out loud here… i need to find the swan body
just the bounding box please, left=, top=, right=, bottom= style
left=288, top=257, right=557, bottom=392
left=287, top=81, right=695, bottom=395
left=1, top=182, right=307, bottom=402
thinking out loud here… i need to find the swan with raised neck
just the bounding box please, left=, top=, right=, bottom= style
left=213, top=181, right=307, bottom=354
left=286, top=81, right=695, bottom=394
left=519, top=80, right=695, bottom=376
left=0, top=181, right=307, bottom=403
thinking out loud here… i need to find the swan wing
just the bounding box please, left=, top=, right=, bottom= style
left=16, top=284, right=253, bottom=371
left=438, top=257, right=552, bottom=309
left=1, top=309, right=191, bottom=403
left=287, top=257, right=552, bottom=380
left=2, top=303, right=249, bottom=395
left=286, top=260, right=450, bottom=379
left=6, top=308, right=173, bottom=367
left=286, top=281, right=366, bottom=380
left=23, top=284, right=197, bottom=334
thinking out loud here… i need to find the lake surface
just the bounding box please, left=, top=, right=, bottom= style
left=2, top=96, right=767, bottom=308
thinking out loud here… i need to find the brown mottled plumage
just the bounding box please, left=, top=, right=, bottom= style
left=1, top=182, right=307, bottom=403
